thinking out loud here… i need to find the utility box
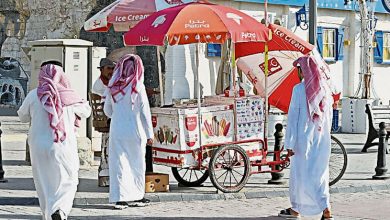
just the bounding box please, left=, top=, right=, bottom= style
left=341, top=98, right=374, bottom=133
left=28, top=39, right=106, bottom=155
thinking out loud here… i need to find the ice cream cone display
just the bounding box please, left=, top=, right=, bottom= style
left=202, top=118, right=231, bottom=137
left=200, top=111, right=234, bottom=145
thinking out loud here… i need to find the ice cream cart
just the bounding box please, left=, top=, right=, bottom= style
left=150, top=95, right=277, bottom=192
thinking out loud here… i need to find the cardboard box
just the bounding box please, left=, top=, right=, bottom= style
left=145, top=173, right=169, bottom=193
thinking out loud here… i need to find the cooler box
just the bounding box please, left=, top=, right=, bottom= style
left=145, top=173, right=169, bottom=193
left=151, top=104, right=234, bottom=168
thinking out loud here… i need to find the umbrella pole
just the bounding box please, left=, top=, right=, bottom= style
left=264, top=41, right=269, bottom=145
left=232, top=42, right=237, bottom=97
left=196, top=43, right=202, bottom=149
left=264, top=0, right=269, bottom=145
left=157, top=46, right=165, bottom=106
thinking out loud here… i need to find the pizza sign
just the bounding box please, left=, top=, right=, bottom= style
left=383, top=0, right=390, bottom=13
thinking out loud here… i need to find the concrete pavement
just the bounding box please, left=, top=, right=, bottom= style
left=1, top=190, right=390, bottom=219
left=1, top=116, right=390, bottom=206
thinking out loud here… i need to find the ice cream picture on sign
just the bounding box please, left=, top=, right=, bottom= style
left=202, top=116, right=231, bottom=138
left=152, top=15, right=167, bottom=27
left=156, top=126, right=178, bottom=145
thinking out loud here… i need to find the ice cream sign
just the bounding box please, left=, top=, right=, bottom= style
left=273, top=28, right=307, bottom=53
left=185, top=116, right=197, bottom=131
left=185, top=116, right=198, bottom=147
left=114, top=14, right=149, bottom=22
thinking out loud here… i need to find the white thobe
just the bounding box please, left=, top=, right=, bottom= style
left=92, top=78, right=106, bottom=96
left=285, top=82, right=332, bottom=216
left=104, top=85, right=154, bottom=203
left=17, top=89, right=91, bottom=220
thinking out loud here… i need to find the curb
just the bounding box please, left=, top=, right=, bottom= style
left=1, top=184, right=390, bottom=206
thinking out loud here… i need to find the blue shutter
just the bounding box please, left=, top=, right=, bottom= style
left=374, top=31, right=384, bottom=64
left=336, top=28, right=344, bottom=61
left=317, top=27, right=323, bottom=56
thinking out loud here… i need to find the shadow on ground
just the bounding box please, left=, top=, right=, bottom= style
left=2, top=160, right=30, bottom=166
left=0, top=178, right=109, bottom=193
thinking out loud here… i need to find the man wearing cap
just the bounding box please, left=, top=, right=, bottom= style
left=93, top=58, right=115, bottom=96
left=92, top=58, right=115, bottom=187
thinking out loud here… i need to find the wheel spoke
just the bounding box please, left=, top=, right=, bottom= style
left=216, top=170, right=229, bottom=180
left=181, top=169, right=189, bottom=179
left=219, top=152, right=229, bottom=165
left=194, top=170, right=199, bottom=180
left=232, top=168, right=244, bottom=177
left=229, top=170, right=232, bottom=187
left=230, top=151, right=237, bottom=167
left=222, top=169, right=229, bottom=186
left=228, top=149, right=232, bottom=165
left=230, top=170, right=240, bottom=184
left=189, top=170, right=193, bottom=182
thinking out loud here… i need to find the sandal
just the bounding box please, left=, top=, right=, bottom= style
left=321, top=215, right=334, bottom=220
left=278, top=208, right=301, bottom=218
left=114, top=201, right=128, bottom=210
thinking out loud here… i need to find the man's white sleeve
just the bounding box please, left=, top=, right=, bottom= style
left=284, top=85, right=300, bottom=151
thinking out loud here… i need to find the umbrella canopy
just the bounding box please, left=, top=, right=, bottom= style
left=123, top=1, right=269, bottom=46
left=84, top=0, right=196, bottom=32
left=235, top=23, right=314, bottom=112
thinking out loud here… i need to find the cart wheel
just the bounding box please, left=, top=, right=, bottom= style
left=329, top=135, right=348, bottom=186
left=209, top=144, right=251, bottom=193
left=171, top=167, right=209, bottom=187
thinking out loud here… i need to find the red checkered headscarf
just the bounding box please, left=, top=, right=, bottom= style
left=107, top=54, right=144, bottom=108
left=293, top=54, right=333, bottom=131
left=37, top=64, right=84, bottom=142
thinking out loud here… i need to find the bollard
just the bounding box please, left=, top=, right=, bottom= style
left=268, top=123, right=285, bottom=184
left=0, top=122, right=8, bottom=183
left=373, top=122, right=389, bottom=180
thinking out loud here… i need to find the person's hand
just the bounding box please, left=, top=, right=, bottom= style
left=287, top=149, right=295, bottom=156
left=147, top=138, right=154, bottom=146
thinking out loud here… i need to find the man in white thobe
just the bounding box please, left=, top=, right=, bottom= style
left=18, top=61, right=91, bottom=220
left=104, top=54, right=154, bottom=209
left=280, top=54, right=334, bottom=219
left=92, top=58, right=114, bottom=96
left=92, top=58, right=114, bottom=187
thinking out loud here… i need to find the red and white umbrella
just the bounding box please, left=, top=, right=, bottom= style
left=123, top=1, right=269, bottom=45
left=235, top=24, right=315, bottom=113
left=84, top=0, right=196, bottom=32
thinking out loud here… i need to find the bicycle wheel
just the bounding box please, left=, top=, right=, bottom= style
left=171, top=167, right=209, bottom=187
left=209, top=144, right=251, bottom=193
left=329, top=135, right=348, bottom=186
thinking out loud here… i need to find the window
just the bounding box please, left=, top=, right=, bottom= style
left=207, top=44, right=221, bottom=57
left=374, top=31, right=390, bottom=64
left=317, top=27, right=344, bottom=61
left=384, top=32, right=390, bottom=61
left=323, top=29, right=336, bottom=59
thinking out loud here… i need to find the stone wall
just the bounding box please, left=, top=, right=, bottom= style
left=0, top=0, right=97, bottom=76
left=0, top=0, right=161, bottom=108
